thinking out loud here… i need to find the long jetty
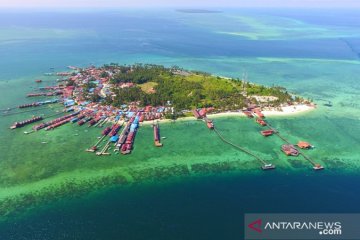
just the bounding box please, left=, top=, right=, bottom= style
left=248, top=109, right=324, bottom=171
left=96, top=121, right=123, bottom=155
left=194, top=108, right=275, bottom=170
left=153, top=122, right=163, bottom=147
left=265, top=121, right=322, bottom=170
left=213, top=127, right=275, bottom=170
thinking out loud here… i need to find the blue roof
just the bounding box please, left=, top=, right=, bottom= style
left=110, top=136, right=119, bottom=142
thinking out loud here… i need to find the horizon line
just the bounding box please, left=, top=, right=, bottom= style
left=1, top=6, right=360, bottom=10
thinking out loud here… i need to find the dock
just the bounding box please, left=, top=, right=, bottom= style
left=96, top=121, right=123, bottom=155
left=96, top=140, right=112, bottom=155
left=196, top=110, right=273, bottom=170
left=213, top=127, right=275, bottom=170
left=86, top=134, right=107, bottom=152
left=254, top=112, right=324, bottom=171
left=153, top=122, right=163, bottom=147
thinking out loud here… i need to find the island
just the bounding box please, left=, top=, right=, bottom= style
left=1, top=63, right=322, bottom=218
left=9, top=63, right=319, bottom=163
left=62, top=63, right=311, bottom=117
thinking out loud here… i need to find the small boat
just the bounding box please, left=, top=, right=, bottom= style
left=35, top=79, right=42, bottom=83
left=262, top=164, right=276, bottom=170
left=313, top=164, right=324, bottom=171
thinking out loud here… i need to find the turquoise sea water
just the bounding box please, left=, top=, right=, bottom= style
left=0, top=8, right=360, bottom=239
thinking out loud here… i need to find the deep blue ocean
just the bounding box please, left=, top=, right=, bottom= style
left=0, top=8, right=360, bottom=240
left=1, top=173, right=360, bottom=240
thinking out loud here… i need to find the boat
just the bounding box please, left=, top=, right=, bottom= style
left=313, top=164, right=324, bottom=171
left=35, top=79, right=42, bottom=83
left=260, top=129, right=274, bottom=137
left=324, top=101, right=332, bottom=107
left=256, top=118, right=267, bottom=126
left=281, top=144, right=299, bottom=156
left=262, top=164, right=276, bottom=170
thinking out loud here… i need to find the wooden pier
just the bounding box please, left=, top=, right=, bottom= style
left=153, top=122, right=163, bottom=147
left=86, top=135, right=106, bottom=152
left=260, top=118, right=324, bottom=171
left=213, top=127, right=275, bottom=170
left=96, top=140, right=112, bottom=155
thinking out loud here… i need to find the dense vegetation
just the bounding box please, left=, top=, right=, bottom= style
left=87, top=64, right=294, bottom=111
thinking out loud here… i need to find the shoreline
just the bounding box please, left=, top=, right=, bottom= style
left=141, top=104, right=316, bottom=125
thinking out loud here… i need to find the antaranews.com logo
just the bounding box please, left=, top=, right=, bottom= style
left=245, top=214, right=360, bottom=240
left=248, top=218, right=342, bottom=235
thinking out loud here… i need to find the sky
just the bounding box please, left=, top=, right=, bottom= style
left=0, top=0, right=359, bottom=8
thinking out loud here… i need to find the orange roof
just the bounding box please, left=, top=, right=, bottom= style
left=297, top=141, right=311, bottom=148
